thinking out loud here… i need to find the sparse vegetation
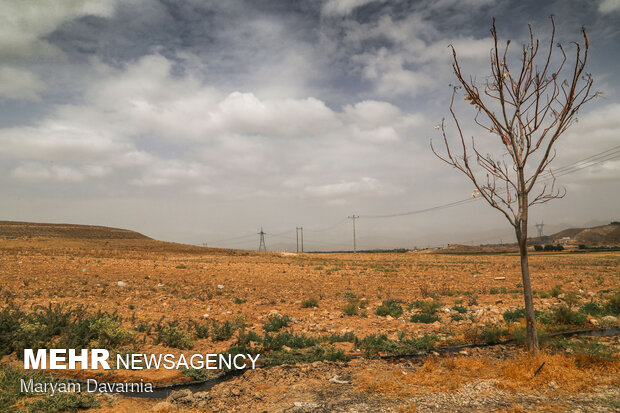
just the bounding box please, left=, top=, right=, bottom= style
left=375, top=300, right=403, bottom=318
left=301, top=297, right=319, bottom=308
left=263, top=314, right=292, bottom=332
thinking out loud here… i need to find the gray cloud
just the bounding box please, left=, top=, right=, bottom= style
left=0, top=0, right=618, bottom=249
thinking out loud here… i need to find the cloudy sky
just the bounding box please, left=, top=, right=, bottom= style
left=1, top=0, right=619, bottom=251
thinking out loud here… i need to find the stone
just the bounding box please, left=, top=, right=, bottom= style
left=269, top=309, right=280, bottom=316
left=494, top=277, right=506, bottom=280
left=152, top=402, right=173, bottom=412
left=169, top=389, right=194, bottom=404
left=601, top=315, right=618, bottom=325
left=217, top=284, right=224, bottom=289
left=548, top=380, right=559, bottom=389
left=293, top=402, right=321, bottom=408
left=589, top=318, right=599, bottom=326
left=329, top=375, right=351, bottom=384
left=117, top=281, right=126, bottom=287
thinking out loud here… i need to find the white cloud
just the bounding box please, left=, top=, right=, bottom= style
left=322, top=0, right=384, bottom=17
left=305, top=177, right=384, bottom=197
left=0, top=0, right=118, bottom=59
left=11, top=162, right=110, bottom=183
left=130, top=160, right=212, bottom=187
left=599, top=0, right=620, bottom=14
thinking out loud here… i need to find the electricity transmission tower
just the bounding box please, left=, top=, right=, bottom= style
left=348, top=215, right=358, bottom=262
left=296, top=227, right=304, bottom=253
left=258, top=227, right=267, bottom=251
left=535, top=222, right=544, bottom=240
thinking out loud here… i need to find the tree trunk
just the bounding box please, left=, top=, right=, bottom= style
left=515, top=188, right=539, bottom=352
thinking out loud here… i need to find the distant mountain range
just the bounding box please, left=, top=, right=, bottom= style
left=533, top=222, right=620, bottom=247
left=0, top=221, right=150, bottom=240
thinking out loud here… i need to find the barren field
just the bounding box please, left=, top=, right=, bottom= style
left=1, top=234, right=619, bottom=412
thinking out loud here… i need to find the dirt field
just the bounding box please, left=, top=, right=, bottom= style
left=0, top=233, right=618, bottom=412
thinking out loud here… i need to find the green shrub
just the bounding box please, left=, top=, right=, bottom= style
left=480, top=326, right=506, bottom=344
left=326, top=331, right=357, bottom=343
left=356, top=334, right=396, bottom=357
left=579, top=301, right=603, bottom=317
left=534, top=245, right=543, bottom=251
left=342, top=302, right=359, bottom=316
left=375, top=300, right=403, bottom=318
left=552, top=338, right=614, bottom=360
left=410, top=313, right=440, bottom=324
left=452, top=305, right=467, bottom=314
left=263, top=314, right=291, bottom=332
left=233, top=297, right=247, bottom=304
left=412, top=300, right=442, bottom=315
left=189, top=319, right=210, bottom=339
left=155, top=324, right=194, bottom=349
left=551, top=284, right=563, bottom=298
left=606, top=292, right=620, bottom=315
left=503, top=308, right=526, bottom=323
left=301, top=297, right=319, bottom=308
left=511, top=326, right=548, bottom=346
left=552, top=304, right=587, bottom=327
left=181, top=367, right=209, bottom=381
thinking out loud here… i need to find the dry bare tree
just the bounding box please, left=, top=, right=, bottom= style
left=431, top=17, right=598, bottom=351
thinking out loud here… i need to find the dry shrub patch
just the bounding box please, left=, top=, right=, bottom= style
left=356, top=350, right=619, bottom=397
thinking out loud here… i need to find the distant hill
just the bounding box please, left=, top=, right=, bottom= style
left=0, top=221, right=150, bottom=240
left=534, top=222, right=620, bottom=247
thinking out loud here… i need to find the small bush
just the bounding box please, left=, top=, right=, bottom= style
left=263, top=314, right=291, bottom=332
left=480, top=326, right=505, bottom=344
left=412, top=300, right=443, bottom=315
left=606, top=292, right=620, bottom=315
left=452, top=305, right=467, bottom=314
left=503, top=308, right=526, bottom=323
left=155, top=324, right=194, bottom=349
left=233, top=297, right=247, bottom=304
left=534, top=244, right=543, bottom=251
left=375, top=300, right=403, bottom=318
left=210, top=320, right=235, bottom=341
left=463, top=325, right=506, bottom=344
left=301, top=297, right=319, bottom=308
left=326, top=331, right=357, bottom=343
left=511, top=326, right=548, bottom=346
left=552, top=338, right=614, bottom=361
left=551, top=284, right=563, bottom=298
left=342, top=301, right=358, bottom=316
left=552, top=304, right=587, bottom=327
left=189, top=319, right=210, bottom=339
left=410, top=313, right=439, bottom=324
left=175, top=264, right=187, bottom=269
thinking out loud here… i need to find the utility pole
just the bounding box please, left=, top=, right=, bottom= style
left=258, top=227, right=267, bottom=252
left=536, top=221, right=544, bottom=240
left=348, top=215, right=358, bottom=262
left=296, top=227, right=305, bottom=253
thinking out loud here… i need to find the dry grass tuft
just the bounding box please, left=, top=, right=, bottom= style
left=355, top=350, right=619, bottom=399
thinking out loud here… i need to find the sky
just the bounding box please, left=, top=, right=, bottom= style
left=1, top=0, right=619, bottom=251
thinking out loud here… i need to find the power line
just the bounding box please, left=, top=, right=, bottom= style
left=205, top=145, right=620, bottom=248
left=361, top=145, right=620, bottom=219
